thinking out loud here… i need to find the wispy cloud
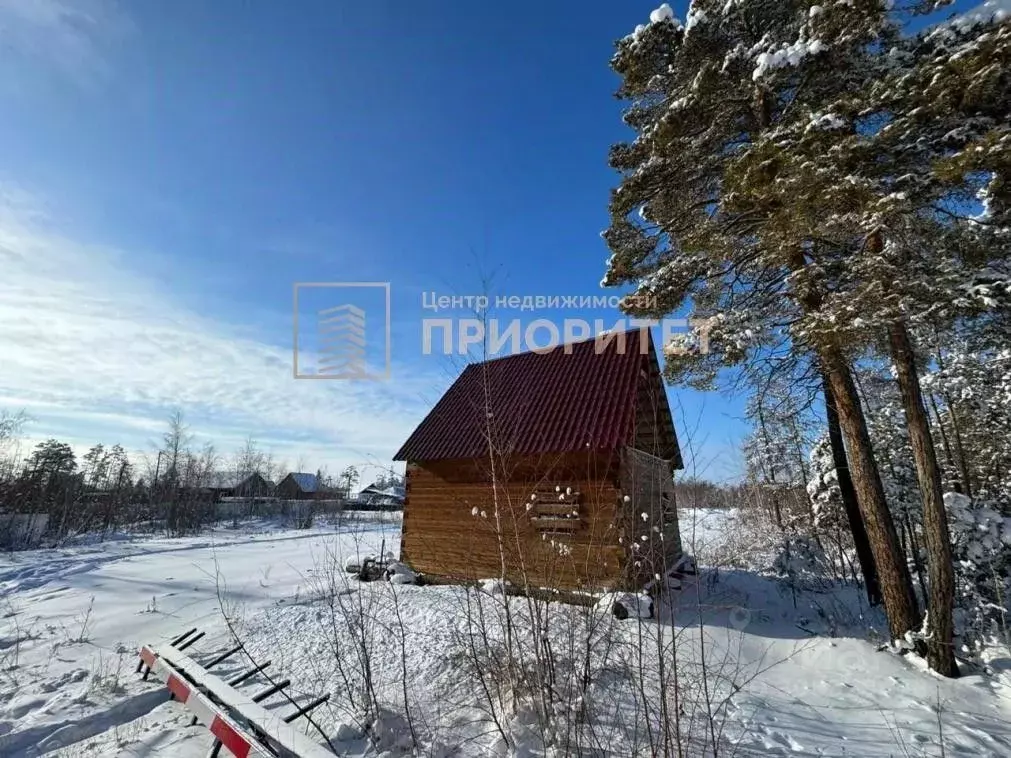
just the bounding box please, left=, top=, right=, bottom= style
left=0, top=0, right=131, bottom=86
left=0, top=182, right=441, bottom=473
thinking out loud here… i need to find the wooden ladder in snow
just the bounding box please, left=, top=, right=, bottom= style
left=137, top=628, right=334, bottom=757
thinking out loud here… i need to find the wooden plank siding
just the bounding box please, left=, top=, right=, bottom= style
left=620, top=447, right=683, bottom=587
left=401, top=451, right=630, bottom=590
left=632, top=335, right=682, bottom=465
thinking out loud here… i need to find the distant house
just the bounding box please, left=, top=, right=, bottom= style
left=358, top=482, right=405, bottom=507
left=275, top=472, right=328, bottom=500
left=233, top=473, right=275, bottom=499
left=394, top=328, right=683, bottom=592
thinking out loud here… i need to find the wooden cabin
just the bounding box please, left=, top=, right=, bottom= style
left=393, top=328, right=684, bottom=592
left=275, top=472, right=325, bottom=500
left=233, top=472, right=276, bottom=499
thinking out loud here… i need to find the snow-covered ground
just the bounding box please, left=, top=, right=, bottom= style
left=1, top=510, right=1009, bottom=757
left=0, top=517, right=398, bottom=756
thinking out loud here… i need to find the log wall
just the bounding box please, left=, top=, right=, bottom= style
left=401, top=451, right=629, bottom=590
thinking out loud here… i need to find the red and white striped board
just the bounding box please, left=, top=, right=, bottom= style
left=140, top=645, right=268, bottom=758
left=139, top=645, right=334, bottom=758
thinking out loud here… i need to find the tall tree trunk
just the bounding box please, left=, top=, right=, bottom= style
left=927, top=392, right=960, bottom=493
left=888, top=320, right=959, bottom=677
left=790, top=246, right=918, bottom=639
left=945, top=394, right=974, bottom=501
left=823, top=372, right=882, bottom=606
left=755, top=406, right=785, bottom=529
left=934, top=346, right=974, bottom=500
left=821, top=348, right=920, bottom=640
left=903, top=510, right=929, bottom=606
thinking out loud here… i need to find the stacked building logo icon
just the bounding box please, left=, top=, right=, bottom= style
left=293, top=282, right=391, bottom=381
left=317, top=304, right=367, bottom=378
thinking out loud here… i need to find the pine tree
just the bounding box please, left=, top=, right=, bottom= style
left=603, top=0, right=920, bottom=641
left=26, top=439, right=77, bottom=482
left=926, top=338, right=1011, bottom=503
left=605, top=0, right=1010, bottom=675
left=786, top=9, right=1010, bottom=677
left=82, top=443, right=109, bottom=490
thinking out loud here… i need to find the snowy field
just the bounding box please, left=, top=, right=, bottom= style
left=0, top=517, right=399, bottom=756
left=1, top=510, right=1009, bottom=757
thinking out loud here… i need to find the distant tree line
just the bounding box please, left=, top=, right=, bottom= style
left=0, top=409, right=402, bottom=546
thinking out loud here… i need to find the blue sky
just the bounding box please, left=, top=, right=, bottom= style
left=23, top=0, right=990, bottom=482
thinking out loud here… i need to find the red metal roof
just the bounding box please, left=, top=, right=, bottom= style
left=394, top=328, right=660, bottom=462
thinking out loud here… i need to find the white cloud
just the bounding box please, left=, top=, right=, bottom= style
left=946, top=0, right=1010, bottom=30
left=0, top=0, right=131, bottom=85
left=0, top=182, right=439, bottom=473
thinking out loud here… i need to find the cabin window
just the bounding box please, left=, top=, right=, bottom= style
left=527, top=485, right=582, bottom=535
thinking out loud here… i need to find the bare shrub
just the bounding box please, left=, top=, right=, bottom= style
left=0, top=596, right=39, bottom=689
